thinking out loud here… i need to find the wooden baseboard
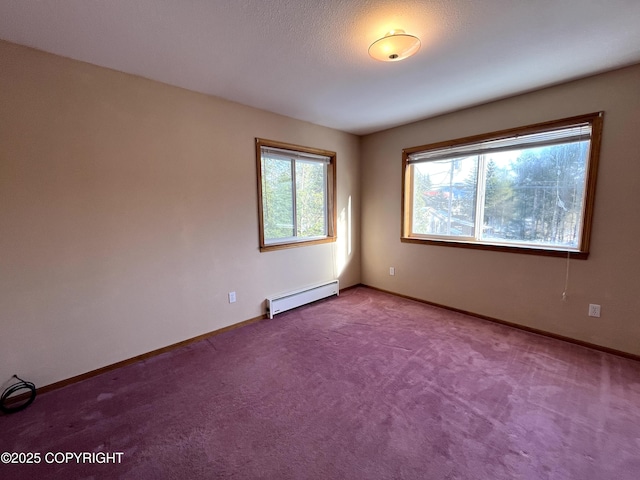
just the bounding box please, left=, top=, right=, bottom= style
left=12, top=281, right=634, bottom=404
left=26, top=314, right=268, bottom=398
left=338, top=283, right=360, bottom=293
left=16, top=283, right=358, bottom=400
left=360, top=284, right=640, bottom=363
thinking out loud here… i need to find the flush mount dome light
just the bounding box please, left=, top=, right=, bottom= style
left=368, top=30, right=421, bottom=62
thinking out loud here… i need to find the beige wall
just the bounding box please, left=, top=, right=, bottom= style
left=0, top=41, right=361, bottom=388
left=361, top=64, right=640, bottom=356
left=2, top=39, right=639, bottom=391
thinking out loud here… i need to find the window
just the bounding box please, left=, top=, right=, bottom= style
left=402, top=113, right=603, bottom=258
left=256, top=138, right=336, bottom=251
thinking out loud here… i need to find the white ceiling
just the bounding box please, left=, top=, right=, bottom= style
left=1, top=0, right=640, bottom=135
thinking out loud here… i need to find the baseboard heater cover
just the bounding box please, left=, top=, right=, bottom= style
left=267, top=280, right=339, bottom=319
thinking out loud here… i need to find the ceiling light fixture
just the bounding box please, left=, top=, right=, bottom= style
left=368, top=30, right=421, bottom=62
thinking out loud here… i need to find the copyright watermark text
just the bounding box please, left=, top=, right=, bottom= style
left=1, top=451, right=124, bottom=464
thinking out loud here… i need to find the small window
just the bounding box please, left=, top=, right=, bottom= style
left=402, top=113, right=603, bottom=258
left=256, top=138, right=337, bottom=251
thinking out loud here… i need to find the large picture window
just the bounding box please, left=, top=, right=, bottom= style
left=402, top=113, right=603, bottom=258
left=256, top=138, right=336, bottom=251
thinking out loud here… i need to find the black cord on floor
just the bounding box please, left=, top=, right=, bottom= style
left=0, top=375, right=36, bottom=414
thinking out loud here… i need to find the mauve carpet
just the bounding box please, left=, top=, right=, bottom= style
left=1, top=286, right=639, bottom=479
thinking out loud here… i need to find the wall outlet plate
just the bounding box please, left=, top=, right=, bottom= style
left=228, top=292, right=236, bottom=303
left=588, top=304, right=601, bottom=317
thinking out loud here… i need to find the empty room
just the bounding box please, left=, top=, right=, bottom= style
left=1, top=1, right=639, bottom=479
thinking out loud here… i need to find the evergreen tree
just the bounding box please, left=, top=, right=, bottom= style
left=262, top=158, right=294, bottom=240
left=483, top=159, right=514, bottom=238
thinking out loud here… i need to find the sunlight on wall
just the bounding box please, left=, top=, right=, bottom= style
left=335, top=195, right=352, bottom=277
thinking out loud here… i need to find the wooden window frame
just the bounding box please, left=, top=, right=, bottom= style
left=256, top=138, right=337, bottom=252
left=401, top=112, right=604, bottom=259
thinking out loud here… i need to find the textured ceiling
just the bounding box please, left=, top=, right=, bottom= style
left=1, top=0, right=640, bottom=135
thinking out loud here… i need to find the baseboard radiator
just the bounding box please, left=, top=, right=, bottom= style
left=267, top=280, right=339, bottom=319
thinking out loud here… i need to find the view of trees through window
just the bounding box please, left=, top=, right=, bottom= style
left=261, top=152, right=328, bottom=244
left=411, top=141, right=589, bottom=248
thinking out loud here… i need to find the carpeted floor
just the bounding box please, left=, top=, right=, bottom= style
left=1, top=286, right=639, bottom=479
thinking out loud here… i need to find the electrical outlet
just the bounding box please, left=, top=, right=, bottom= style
left=588, top=304, right=601, bottom=318
left=389, top=267, right=395, bottom=276
left=228, top=291, right=236, bottom=304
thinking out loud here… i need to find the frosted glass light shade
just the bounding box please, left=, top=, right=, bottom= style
left=368, top=30, right=421, bottom=62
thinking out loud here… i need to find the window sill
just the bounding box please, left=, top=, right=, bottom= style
left=260, top=236, right=336, bottom=252
left=400, top=236, right=589, bottom=259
